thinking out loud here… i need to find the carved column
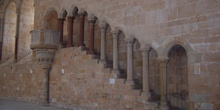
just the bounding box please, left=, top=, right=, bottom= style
left=157, top=57, right=169, bottom=110
left=87, top=16, right=96, bottom=54
left=125, top=37, right=134, bottom=85
left=78, top=12, right=86, bottom=46
left=67, top=16, right=74, bottom=47
left=58, top=17, right=64, bottom=46
left=111, top=30, right=119, bottom=73
left=14, top=11, right=20, bottom=62
left=99, top=22, right=107, bottom=63
left=141, top=46, right=151, bottom=99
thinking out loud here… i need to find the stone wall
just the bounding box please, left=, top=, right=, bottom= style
left=0, top=0, right=219, bottom=110
left=0, top=55, right=45, bottom=103
left=49, top=47, right=157, bottom=110
left=18, top=0, right=34, bottom=60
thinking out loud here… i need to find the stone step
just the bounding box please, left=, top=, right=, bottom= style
left=130, top=89, right=141, bottom=96
left=101, top=68, right=111, bottom=73
left=115, top=78, right=125, bottom=84
left=108, top=72, right=127, bottom=79
left=132, top=83, right=142, bottom=89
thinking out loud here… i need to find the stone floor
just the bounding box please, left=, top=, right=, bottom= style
left=0, top=98, right=69, bottom=110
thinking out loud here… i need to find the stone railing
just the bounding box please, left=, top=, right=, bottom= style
left=30, top=29, right=59, bottom=50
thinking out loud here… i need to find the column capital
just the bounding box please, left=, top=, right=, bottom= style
left=78, top=10, right=86, bottom=16
left=111, top=30, right=120, bottom=38
left=140, top=44, right=151, bottom=51
left=99, top=22, right=107, bottom=30
left=88, top=15, right=96, bottom=23
left=67, top=16, right=75, bottom=19
left=125, top=37, right=135, bottom=44
left=157, top=57, right=169, bottom=63
left=57, top=17, right=65, bottom=20
left=57, top=14, right=65, bottom=19
left=67, top=12, right=74, bottom=17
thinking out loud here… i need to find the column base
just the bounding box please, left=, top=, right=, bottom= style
left=13, top=59, right=17, bottom=63
left=141, top=92, right=151, bottom=100
left=126, top=80, right=134, bottom=85
left=87, top=51, right=95, bottom=54
left=42, top=102, right=50, bottom=107
left=160, top=101, right=169, bottom=110
left=78, top=46, right=87, bottom=51
left=66, top=44, right=73, bottom=48
left=99, top=59, right=107, bottom=64
left=58, top=44, right=64, bottom=49
left=78, top=43, right=85, bottom=47
left=111, top=69, right=120, bottom=74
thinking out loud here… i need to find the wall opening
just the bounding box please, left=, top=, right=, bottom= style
left=167, top=45, right=188, bottom=110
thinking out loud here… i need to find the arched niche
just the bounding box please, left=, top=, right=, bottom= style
left=149, top=48, right=160, bottom=101
left=118, top=31, right=127, bottom=73
left=2, top=1, right=16, bottom=61
left=93, top=17, right=101, bottom=55
left=105, top=23, right=113, bottom=64
left=167, top=45, right=189, bottom=110
left=18, top=0, right=34, bottom=59
left=133, top=39, right=142, bottom=84
left=43, top=10, right=58, bottom=30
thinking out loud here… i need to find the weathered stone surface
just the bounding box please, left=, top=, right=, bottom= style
left=0, top=0, right=219, bottom=109
left=190, top=93, right=207, bottom=103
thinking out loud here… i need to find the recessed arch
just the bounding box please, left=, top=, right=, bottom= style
left=148, top=47, right=160, bottom=101
left=58, top=9, right=67, bottom=19
left=167, top=44, right=189, bottom=109
left=3, top=0, right=19, bottom=15
left=118, top=30, right=127, bottom=73
left=133, top=38, right=142, bottom=83
left=43, top=10, right=58, bottom=30
left=68, top=5, right=78, bottom=16
left=161, top=37, right=193, bottom=58
left=2, top=1, right=17, bottom=61
left=105, top=23, right=113, bottom=64
left=42, top=7, right=58, bottom=19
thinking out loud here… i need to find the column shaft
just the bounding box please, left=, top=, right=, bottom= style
left=141, top=47, right=151, bottom=99
left=79, top=13, right=85, bottom=46
left=158, top=58, right=169, bottom=109
left=58, top=18, right=64, bottom=45
left=42, top=68, right=50, bottom=104
left=126, top=38, right=134, bottom=84
left=99, top=23, right=106, bottom=63
left=111, top=30, right=119, bottom=71
left=67, top=16, right=74, bottom=47
left=88, top=19, right=95, bottom=54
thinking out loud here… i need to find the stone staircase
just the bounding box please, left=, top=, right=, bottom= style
left=50, top=46, right=160, bottom=110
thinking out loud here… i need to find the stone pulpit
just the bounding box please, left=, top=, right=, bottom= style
left=30, top=29, right=59, bottom=105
